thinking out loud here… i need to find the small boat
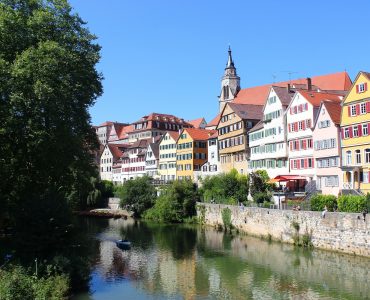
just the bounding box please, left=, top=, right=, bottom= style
left=116, top=239, right=131, bottom=250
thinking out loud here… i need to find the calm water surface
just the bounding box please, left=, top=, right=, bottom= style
left=73, top=217, right=370, bottom=300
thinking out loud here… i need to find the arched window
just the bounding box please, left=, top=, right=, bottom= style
left=223, top=86, right=229, bottom=99
left=346, top=151, right=352, bottom=166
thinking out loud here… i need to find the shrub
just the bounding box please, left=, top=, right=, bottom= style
left=116, top=176, right=157, bottom=217
left=250, top=170, right=272, bottom=199
left=310, top=194, right=337, bottom=212
left=221, top=207, right=232, bottom=231
left=337, top=194, right=367, bottom=213
left=253, top=192, right=272, bottom=204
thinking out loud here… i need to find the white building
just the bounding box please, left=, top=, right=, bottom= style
left=145, top=142, right=160, bottom=179
left=100, top=144, right=125, bottom=181
left=198, top=131, right=221, bottom=180
left=287, top=89, right=342, bottom=188
left=95, top=121, right=128, bottom=146
left=121, top=140, right=149, bottom=182
left=249, top=86, right=294, bottom=178
left=158, top=132, right=179, bottom=182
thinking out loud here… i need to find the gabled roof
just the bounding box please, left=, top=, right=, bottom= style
left=188, top=117, right=206, bottom=128
left=184, top=128, right=217, bottom=141
left=107, top=144, right=124, bottom=160
left=117, top=125, right=133, bottom=139
left=313, top=100, right=342, bottom=129
left=168, top=131, right=179, bottom=141
left=298, top=90, right=342, bottom=107
left=225, top=103, right=264, bottom=120
left=206, top=114, right=221, bottom=128
left=132, top=112, right=193, bottom=127
left=271, top=86, right=296, bottom=106
left=362, top=71, right=370, bottom=80
left=98, top=121, right=127, bottom=128
left=249, top=120, right=264, bottom=133
left=233, top=71, right=351, bottom=105
left=148, top=143, right=159, bottom=159
left=208, top=131, right=218, bottom=139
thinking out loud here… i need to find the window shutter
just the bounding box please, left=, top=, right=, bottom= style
left=358, top=124, right=362, bottom=137
left=356, top=84, right=359, bottom=93
left=341, top=128, right=344, bottom=140
left=356, top=104, right=360, bottom=115
left=366, top=101, right=370, bottom=113
left=304, top=159, right=308, bottom=169
left=290, top=160, right=293, bottom=169
left=290, top=107, right=292, bottom=114
left=349, top=126, right=353, bottom=138
left=312, top=158, right=314, bottom=168
left=288, top=124, right=291, bottom=132
left=290, top=141, right=293, bottom=151
left=303, top=140, right=307, bottom=150
left=302, top=121, right=306, bottom=130
left=307, top=119, right=311, bottom=128
left=295, top=122, right=298, bottom=131
left=365, top=82, right=368, bottom=92
left=305, top=103, right=308, bottom=111
left=348, top=106, right=351, bottom=116
left=297, top=159, right=300, bottom=169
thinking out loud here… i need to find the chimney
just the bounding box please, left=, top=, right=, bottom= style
left=287, top=83, right=291, bottom=92
left=307, top=77, right=312, bottom=91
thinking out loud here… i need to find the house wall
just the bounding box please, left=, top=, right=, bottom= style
left=100, top=146, right=113, bottom=181
left=313, top=106, right=342, bottom=196
left=158, top=133, right=177, bottom=181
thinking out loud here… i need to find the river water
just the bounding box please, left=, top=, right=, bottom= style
left=73, top=217, right=370, bottom=300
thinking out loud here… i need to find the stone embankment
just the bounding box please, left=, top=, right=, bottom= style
left=77, top=208, right=134, bottom=218
left=197, top=203, right=370, bottom=257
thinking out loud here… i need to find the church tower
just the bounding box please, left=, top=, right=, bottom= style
left=219, top=47, right=240, bottom=112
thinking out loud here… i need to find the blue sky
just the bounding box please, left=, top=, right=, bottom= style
left=69, top=0, right=370, bottom=126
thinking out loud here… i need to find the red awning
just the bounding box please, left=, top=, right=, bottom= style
left=272, top=175, right=306, bottom=182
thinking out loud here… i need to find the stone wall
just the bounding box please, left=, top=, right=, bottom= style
left=197, top=203, right=370, bottom=257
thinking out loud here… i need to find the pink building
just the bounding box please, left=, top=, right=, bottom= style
left=312, top=101, right=342, bottom=195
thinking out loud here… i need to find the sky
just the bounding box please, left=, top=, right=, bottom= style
left=68, top=0, right=370, bottom=126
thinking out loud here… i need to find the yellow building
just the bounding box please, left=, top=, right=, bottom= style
left=158, top=131, right=179, bottom=182
left=176, top=128, right=215, bottom=180
left=217, top=103, right=263, bottom=174
left=341, top=71, right=370, bottom=193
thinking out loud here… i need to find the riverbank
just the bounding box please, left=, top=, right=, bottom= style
left=196, top=203, right=370, bottom=257
left=76, top=208, right=134, bottom=218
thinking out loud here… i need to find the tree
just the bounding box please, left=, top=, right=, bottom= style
left=0, top=0, right=102, bottom=231
left=144, top=180, right=200, bottom=223
left=249, top=170, right=273, bottom=204
left=117, top=176, right=157, bottom=217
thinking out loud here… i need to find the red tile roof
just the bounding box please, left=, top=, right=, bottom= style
left=206, top=113, right=221, bottom=127
left=168, top=131, right=179, bottom=141
left=108, top=144, right=124, bottom=160
left=322, top=100, right=342, bottom=126
left=208, top=131, right=218, bottom=139
left=184, top=128, right=217, bottom=141
left=188, top=117, right=206, bottom=128
left=298, top=90, right=342, bottom=107
left=118, top=125, right=133, bottom=139
left=233, top=71, right=351, bottom=105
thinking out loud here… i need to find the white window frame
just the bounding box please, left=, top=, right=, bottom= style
left=350, top=105, right=357, bottom=116
left=358, top=83, right=366, bottom=93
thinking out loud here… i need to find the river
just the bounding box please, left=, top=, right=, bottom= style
left=73, top=217, right=370, bottom=300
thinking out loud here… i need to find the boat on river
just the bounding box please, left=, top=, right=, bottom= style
left=116, top=239, right=131, bottom=250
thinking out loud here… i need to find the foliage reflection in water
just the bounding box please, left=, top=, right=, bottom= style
left=73, top=217, right=370, bottom=300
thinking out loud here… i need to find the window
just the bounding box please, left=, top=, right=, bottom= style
left=364, top=172, right=369, bottom=184
left=353, top=126, right=359, bottom=137
left=356, top=150, right=361, bottom=164
left=358, top=83, right=366, bottom=93
left=346, top=151, right=352, bottom=165
left=363, top=124, right=368, bottom=136
left=361, top=103, right=367, bottom=114
left=344, top=127, right=350, bottom=139
left=365, top=149, right=370, bottom=164
left=351, top=105, right=357, bottom=116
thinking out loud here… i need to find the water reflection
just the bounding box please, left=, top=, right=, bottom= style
left=74, top=218, right=370, bottom=300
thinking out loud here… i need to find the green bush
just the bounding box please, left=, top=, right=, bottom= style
left=221, top=207, right=232, bottom=231
left=116, top=176, right=157, bottom=217
left=250, top=170, right=272, bottom=199
left=338, top=194, right=367, bottom=213
left=310, top=194, right=337, bottom=212
left=200, top=169, right=249, bottom=204
left=0, top=266, right=69, bottom=300
left=143, top=180, right=199, bottom=223
left=253, top=192, right=272, bottom=204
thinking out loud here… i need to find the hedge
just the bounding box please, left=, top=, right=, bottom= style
left=337, top=194, right=367, bottom=213
left=310, top=194, right=337, bottom=212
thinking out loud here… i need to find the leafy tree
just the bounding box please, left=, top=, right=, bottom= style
left=117, top=176, right=157, bottom=217
left=249, top=170, right=272, bottom=199
left=200, top=169, right=249, bottom=204
left=0, top=0, right=102, bottom=227
left=144, top=180, right=200, bottom=223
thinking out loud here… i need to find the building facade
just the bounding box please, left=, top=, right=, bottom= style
left=176, top=128, right=213, bottom=180
left=218, top=103, right=262, bottom=175
left=313, top=101, right=342, bottom=196
left=121, top=140, right=148, bottom=182
left=158, top=132, right=179, bottom=182
left=341, top=71, right=370, bottom=194
left=145, top=142, right=160, bottom=179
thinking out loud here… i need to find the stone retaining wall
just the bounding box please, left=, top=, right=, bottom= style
left=197, top=203, right=370, bottom=257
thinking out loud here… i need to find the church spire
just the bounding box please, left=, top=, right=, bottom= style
left=219, top=46, right=240, bottom=112
left=226, top=46, right=234, bottom=68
